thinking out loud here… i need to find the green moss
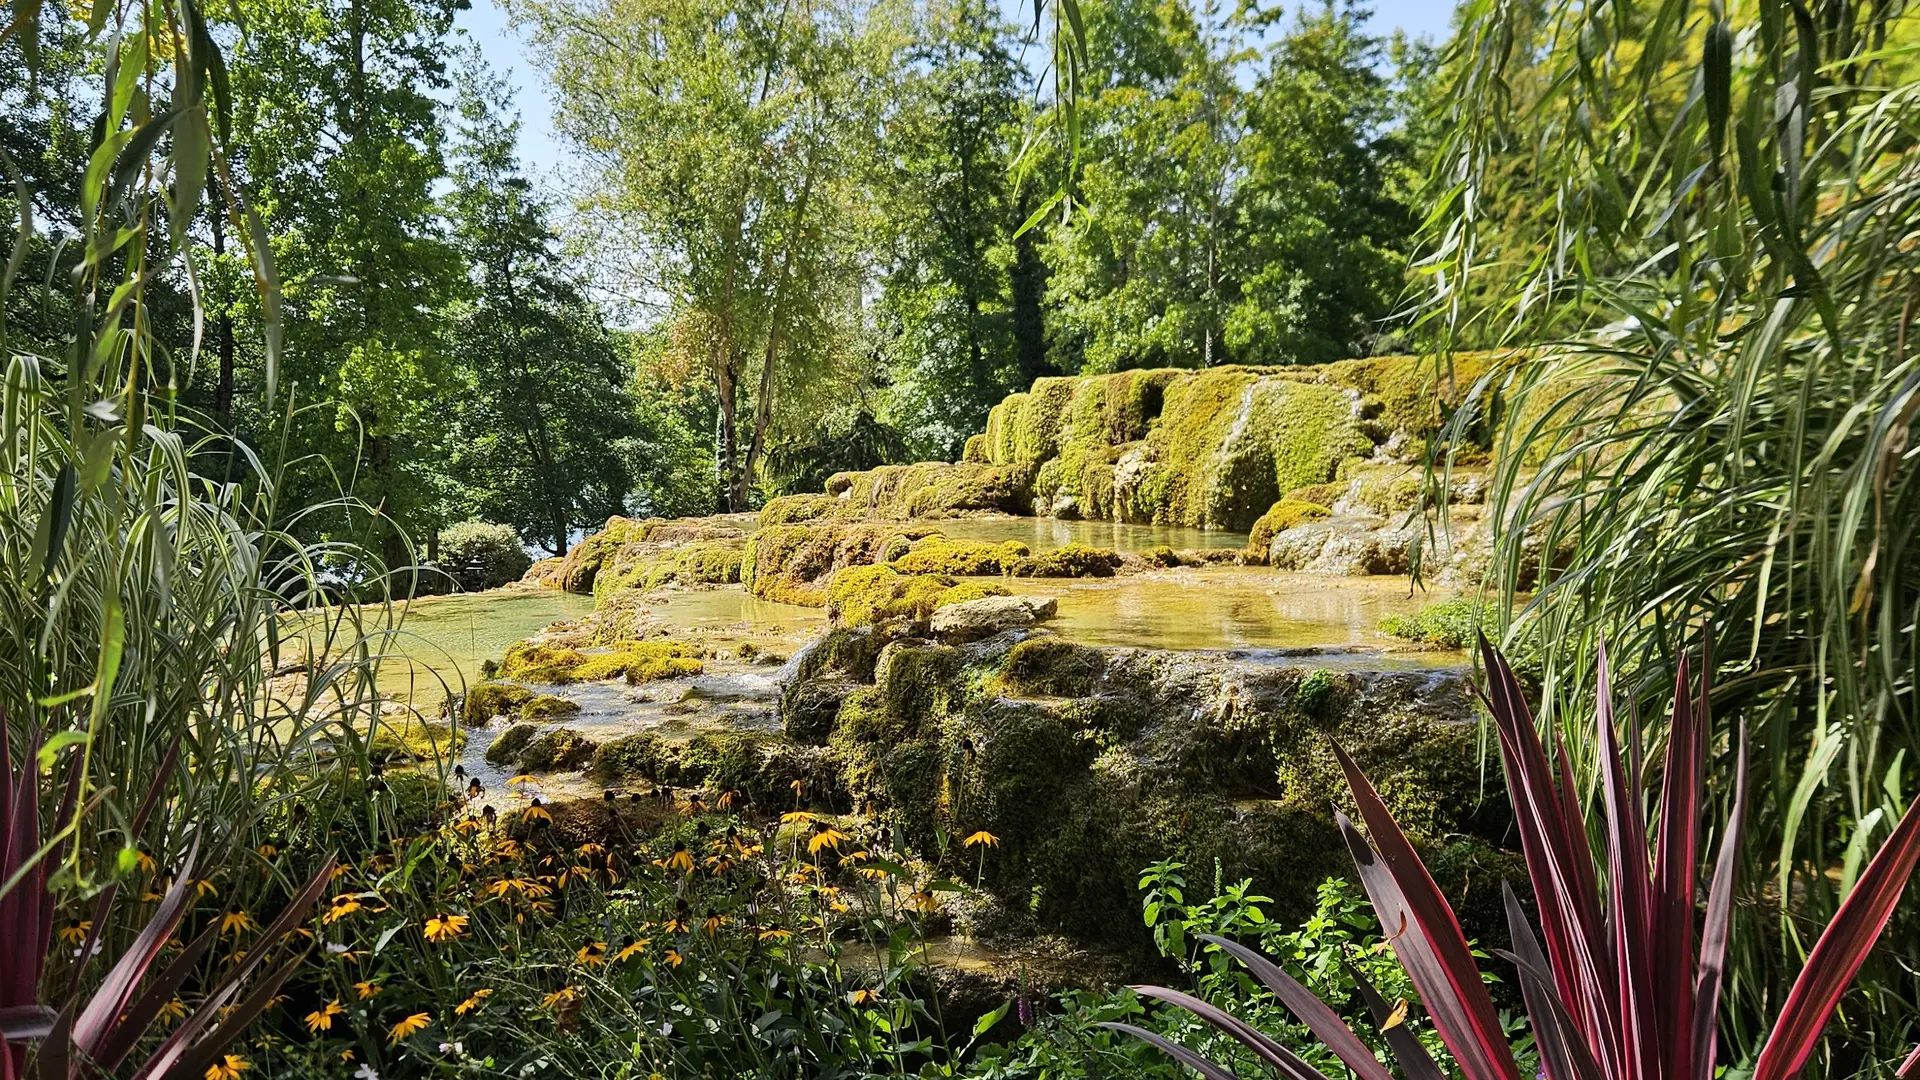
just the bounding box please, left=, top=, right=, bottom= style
left=368, top=718, right=463, bottom=763
left=520, top=694, right=581, bottom=721
left=591, top=732, right=673, bottom=781
left=591, top=538, right=745, bottom=601
left=1320, top=352, right=1500, bottom=449
left=935, top=580, right=1011, bottom=607
left=1294, top=669, right=1343, bottom=718
left=517, top=727, right=597, bottom=771
left=1378, top=599, right=1482, bottom=648
left=743, top=522, right=945, bottom=607
left=998, top=639, right=1105, bottom=698
left=1246, top=499, right=1333, bottom=560
left=1284, top=482, right=1345, bottom=508
left=463, top=682, right=535, bottom=725
left=485, top=723, right=538, bottom=766
left=1010, top=543, right=1121, bottom=578
left=961, top=433, right=991, bottom=463
left=499, top=639, right=702, bottom=684
left=557, top=516, right=656, bottom=594
left=825, top=564, right=966, bottom=625
left=1346, top=467, right=1424, bottom=517
left=890, top=537, right=1030, bottom=575
left=759, top=493, right=839, bottom=525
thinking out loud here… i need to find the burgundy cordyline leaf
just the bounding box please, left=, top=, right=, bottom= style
left=1592, top=643, right=1658, bottom=1080
left=1197, top=934, right=1393, bottom=1080
left=1654, top=649, right=1706, bottom=1080
left=1478, top=638, right=1617, bottom=1073
left=1499, top=883, right=1605, bottom=1080
left=1329, top=744, right=1522, bottom=1080
left=1130, top=985, right=1331, bottom=1080
left=1897, top=1043, right=1919, bottom=1079
left=1343, top=958, right=1447, bottom=1080
left=1097, top=1023, right=1238, bottom=1080
left=1751, top=789, right=1920, bottom=1080
left=1690, top=720, right=1747, bottom=1080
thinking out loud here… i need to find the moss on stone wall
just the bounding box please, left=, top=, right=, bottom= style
left=823, top=564, right=1007, bottom=625
left=1245, top=499, right=1332, bottom=560
left=1009, top=543, right=1121, bottom=578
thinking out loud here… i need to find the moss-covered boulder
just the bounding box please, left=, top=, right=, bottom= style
left=1010, top=543, right=1121, bottom=578
left=890, top=537, right=1030, bottom=576
left=463, top=681, right=535, bottom=724
left=517, top=727, right=597, bottom=771
left=823, top=565, right=1011, bottom=626
left=1245, top=499, right=1333, bottom=561
left=792, top=630, right=1502, bottom=945
left=485, top=723, right=538, bottom=767
left=367, top=717, right=463, bottom=763
left=500, top=639, right=703, bottom=684
left=591, top=730, right=840, bottom=810
left=521, top=693, right=581, bottom=720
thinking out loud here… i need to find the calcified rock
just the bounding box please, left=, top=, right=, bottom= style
left=929, top=595, right=1058, bottom=643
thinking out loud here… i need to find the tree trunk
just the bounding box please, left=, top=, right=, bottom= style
left=739, top=146, right=817, bottom=504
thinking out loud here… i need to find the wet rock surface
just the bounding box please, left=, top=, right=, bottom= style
left=929, top=594, right=1058, bottom=642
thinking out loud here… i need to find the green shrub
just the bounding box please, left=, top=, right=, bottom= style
left=1010, top=543, right=1122, bottom=578
left=1378, top=599, right=1481, bottom=648
left=438, top=520, right=533, bottom=589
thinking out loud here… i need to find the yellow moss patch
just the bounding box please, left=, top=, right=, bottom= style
left=825, top=564, right=981, bottom=625
left=935, top=580, right=1012, bottom=607
left=368, top=717, right=464, bottom=763
left=1010, top=543, right=1122, bottom=578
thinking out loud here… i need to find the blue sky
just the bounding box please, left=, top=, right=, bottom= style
left=454, top=0, right=1458, bottom=183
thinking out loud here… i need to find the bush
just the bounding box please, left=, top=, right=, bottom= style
left=437, top=520, right=533, bottom=589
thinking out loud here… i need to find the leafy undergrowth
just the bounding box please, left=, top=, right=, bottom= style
left=156, top=772, right=1482, bottom=1080
left=1377, top=598, right=1481, bottom=648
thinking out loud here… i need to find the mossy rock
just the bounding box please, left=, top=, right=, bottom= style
left=1010, top=543, right=1121, bottom=578
left=591, top=732, right=675, bottom=782
left=463, top=682, right=535, bottom=725
left=759, top=493, right=840, bottom=525
left=500, top=639, right=702, bottom=684
left=520, top=694, right=581, bottom=721
left=999, top=638, right=1106, bottom=698
left=485, top=723, right=538, bottom=767
left=517, top=728, right=597, bottom=771
left=367, top=718, right=463, bottom=763
left=1246, top=499, right=1332, bottom=561
left=934, top=580, right=1011, bottom=607
left=825, top=564, right=961, bottom=626
left=889, top=537, right=1030, bottom=576
left=742, top=522, right=944, bottom=607
left=961, top=434, right=991, bottom=463
left=556, top=516, right=656, bottom=594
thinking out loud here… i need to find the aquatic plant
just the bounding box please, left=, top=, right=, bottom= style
left=1122, top=640, right=1920, bottom=1078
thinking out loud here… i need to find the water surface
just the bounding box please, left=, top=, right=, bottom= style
left=373, top=588, right=596, bottom=706
left=930, top=516, right=1248, bottom=554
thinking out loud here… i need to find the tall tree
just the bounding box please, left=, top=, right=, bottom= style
left=443, top=68, right=638, bottom=555
left=227, top=0, right=464, bottom=564
left=873, top=0, right=1027, bottom=458
left=524, top=0, right=892, bottom=512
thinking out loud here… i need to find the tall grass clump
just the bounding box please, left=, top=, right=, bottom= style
left=1416, top=0, right=1920, bottom=1060
left=1, top=0, right=407, bottom=1014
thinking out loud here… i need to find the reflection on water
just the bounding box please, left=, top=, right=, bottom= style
left=929, top=516, right=1248, bottom=553
left=637, top=589, right=826, bottom=638
left=373, top=588, right=596, bottom=706
left=1001, top=567, right=1457, bottom=656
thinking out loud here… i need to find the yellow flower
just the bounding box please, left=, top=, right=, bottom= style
left=779, top=810, right=816, bottom=825
left=353, top=980, right=382, bottom=1000
left=325, top=896, right=363, bottom=923
left=614, top=939, right=649, bottom=963
left=575, top=942, right=608, bottom=967
left=848, top=989, right=880, bottom=1007
left=157, top=998, right=188, bottom=1024
left=908, top=889, right=939, bottom=914
left=807, top=827, right=849, bottom=855
left=193, top=879, right=219, bottom=898
left=662, top=949, right=684, bottom=968
left=304, top=1000, right=345, bottom=1034
left=522, top=804, right=552, bottom=824
left=388, top=1012, right=431, bottom=1044
left=57, top=921, right=91, bottom=945
left=758, top=928, right=793, bottom=942
left=423, top=913, right=469, bottom=942
left=136, top=850, right=158, bottom=873
left=540, top=987, right=579, bottom=1010
left=701, top=913, right=725, bottom=936
left=219, top=909, right=255, bottom=936
left=507, top=775, right=539, bottom=787
left=204, top=1054, right=249, bottom=1080
left=962, top=831, right=1000, bottom=849
left=454, top=988, right=493, bottom=1015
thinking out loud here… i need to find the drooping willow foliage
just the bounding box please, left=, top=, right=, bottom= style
left=1419, top=0, right=1920, bottom=1061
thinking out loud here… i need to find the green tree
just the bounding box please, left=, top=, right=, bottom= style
left=442, top=68, right=638, bottom=556
left=524, top=0, right=893, bottom=511
left=1225, top=2, right=1417, bottom=363
left=226, top=0, right=465, bottom=564
left=873, top=0, right=1029, bottom=458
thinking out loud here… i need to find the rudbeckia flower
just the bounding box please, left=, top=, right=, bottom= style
left=454, top=989, right=492, bottom=1015
left=962, top=831, right=1000, bottom=848
left=219, top=909, right=255, bottom=935
left=203, top=1054, right=249, bottom=1080
left=575, top=942, right=608, bottom=967
left=807, top=825, right=848, bottom=855
left=304, top=1000, right=345, bottom=1034
left=423, top=913, right=469, bottom=942
left=353, top=980, right=383, bottom=1000
left=388, top=1012, right=431, bottom=1044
